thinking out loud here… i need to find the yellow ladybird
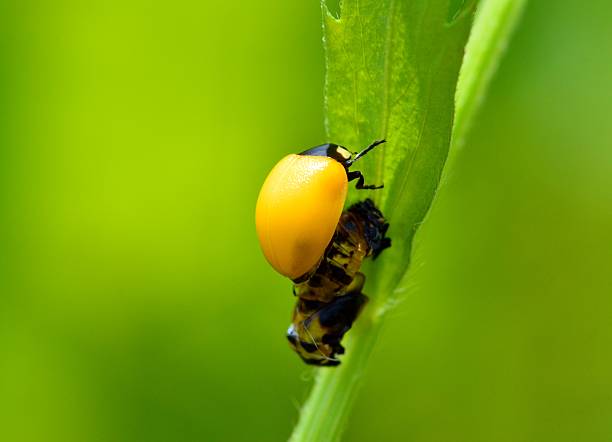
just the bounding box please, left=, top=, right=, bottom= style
left=255, top=141, right=385, bottom=279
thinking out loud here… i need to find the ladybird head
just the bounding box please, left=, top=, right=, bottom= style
left=298, top=139, right=386, bottom=171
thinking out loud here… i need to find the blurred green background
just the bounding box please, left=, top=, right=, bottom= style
left=1, top=1, right=611, bottom=441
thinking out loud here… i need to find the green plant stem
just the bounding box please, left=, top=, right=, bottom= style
left=289, top=1, right=526, bottom=441
left=289, top=312, right=383, bottom=442
left=451, top=0, right=528, bottom=152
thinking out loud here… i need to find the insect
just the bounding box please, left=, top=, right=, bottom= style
left=255, top=140, right=386, bottom=280
left=256, top=141, right=390, bottom=365
left=288, top=200, right=390, bottom=365
left=287, top=275, right=367, bottom=366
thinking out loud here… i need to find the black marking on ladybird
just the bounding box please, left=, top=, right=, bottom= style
left=298, top=143, right=351, bottom=165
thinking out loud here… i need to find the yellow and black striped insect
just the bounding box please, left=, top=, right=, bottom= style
left=286, top=275, right=367, bottom=366
left=255, top=141, right=390, bottom=365
left=287, top=199, right=390, bottom=365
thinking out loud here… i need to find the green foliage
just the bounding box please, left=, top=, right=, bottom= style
left=323, top=0, right=475, bottom=302
left=4, top=1, right=612, bottom=442
left=290, top=0, right=526, bottom=440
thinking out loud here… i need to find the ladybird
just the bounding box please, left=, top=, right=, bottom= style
left=255, top=140, right=386, bottom=280
left=287, top=200, right=390, bottom=365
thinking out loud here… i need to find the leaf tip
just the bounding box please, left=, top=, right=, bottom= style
left=321, top=0, right=341, bottom=21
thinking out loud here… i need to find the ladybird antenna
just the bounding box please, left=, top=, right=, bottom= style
left=350, top=139, right=386, bottom=165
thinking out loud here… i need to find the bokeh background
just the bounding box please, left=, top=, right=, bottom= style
left=1, top=1, right=611, bottom=441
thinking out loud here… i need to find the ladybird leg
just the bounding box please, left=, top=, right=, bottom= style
left=347, top=170, right=384, bottom=190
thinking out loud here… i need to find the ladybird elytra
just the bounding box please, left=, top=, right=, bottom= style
left=255, top=154, right=348, bottom=279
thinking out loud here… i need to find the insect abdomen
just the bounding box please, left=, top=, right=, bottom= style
left=287, top=199, right=390, bottom=366
left=293, top=199, right=389, bottom=303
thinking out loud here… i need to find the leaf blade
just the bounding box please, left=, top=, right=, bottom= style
left=323, top=0, right=476, bottom=302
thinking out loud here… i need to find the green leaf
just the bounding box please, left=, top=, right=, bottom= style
left=323, top=0, right=475, bottom=300
left=289, top=0, right=525, bottom=441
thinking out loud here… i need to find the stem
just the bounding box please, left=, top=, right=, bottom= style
left=451, top=0, right=528, bottom=151
left=289, top=261, right=397, bottom=442
left=289, top=310, right=384, bottom=442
